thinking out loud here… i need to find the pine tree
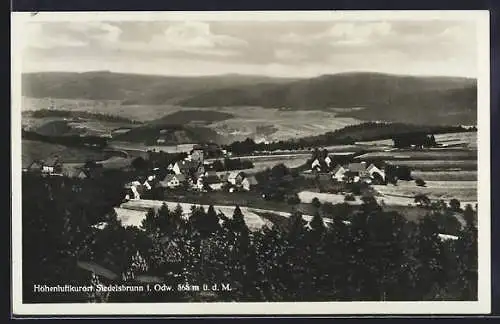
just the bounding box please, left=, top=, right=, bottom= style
left=141, top=208, right=157, bottom=234
left=157, top=203, right=170, bottom=235
left=231, top=206, right=249, bottom=235
left=416, top=214, right=445, bottom=299
left=206, top=205, right=220, bottom=234
left=310, top=211, right=325, bottom=234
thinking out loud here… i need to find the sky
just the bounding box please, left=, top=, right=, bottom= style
left=21, top=19, right=478, bottom=78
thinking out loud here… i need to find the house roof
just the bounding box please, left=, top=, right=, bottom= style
left=27, top=159, right=43, bottom=169
left=243, top=176, right=258, bottom=185
left=366, top=164, right=383, bottom=172
left=228, top=171, right=243, bottom=180
left=204, top=175, right=222, bottom=184
left=61, top=164, right=85, bottom=178
left=163, top=173, right=186, bottom=182
left=331, top=165, right=346, bottom=174
left=347, top=163, right=366, bottom=172
left=175, top=160, right=200, bottom=171
left=205, top=170, right=218, bottom=177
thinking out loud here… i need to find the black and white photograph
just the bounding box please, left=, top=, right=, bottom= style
left=11, top=10, right=490, bottom=315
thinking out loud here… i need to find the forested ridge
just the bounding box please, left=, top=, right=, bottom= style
left=22, top=173, right=477, bottom=303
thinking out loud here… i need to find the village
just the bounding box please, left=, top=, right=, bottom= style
left=21, top=133, right=440, bottom=207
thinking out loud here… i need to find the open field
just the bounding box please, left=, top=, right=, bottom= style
left=109, top=141, right=197, bottom=154
left=389, top=159, right=477, bottom=171
left=116, top=200, right=274, bottom=230
left=23, top=97, right=363, bottom=143
left=412, top=170, right=477, bottom=181
left=210, top=106, right=362, bottom=142
left=356, top=149, right=477, bottom=161
left=373, top=181, right=477, bottom=204
left=434, top=132, right=477, bottom=149
left=22, top=140, right=112, bottom=167
left=116, top=199, right=332, bottom=231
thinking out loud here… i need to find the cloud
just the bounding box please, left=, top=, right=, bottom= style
left=96, top=21, right=249, bottom=57
left=280, top=22, right=393, bottom=46
left=274, top=49, right=306, bottom=62
left=23, top=23, right=88, bottom=49
left=136, top=22, right=247, bottom=56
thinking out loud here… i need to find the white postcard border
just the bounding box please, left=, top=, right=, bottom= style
left=11, top=10, right=491, bottom=316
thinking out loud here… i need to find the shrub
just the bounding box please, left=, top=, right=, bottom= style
left=344, top=194, right=356, bottom=202
left=415, top=178, right=426, bottom=187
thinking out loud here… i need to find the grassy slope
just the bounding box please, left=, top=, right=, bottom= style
left=22, top=140, right=111, bottom=167
left=150, top=110, right=235, bottom=125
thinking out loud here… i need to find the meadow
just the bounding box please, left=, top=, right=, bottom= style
left=22, top=140, right=112, bottom=167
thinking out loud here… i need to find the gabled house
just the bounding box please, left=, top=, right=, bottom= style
left=190, top=145, right=204, bottom=162
left=346, top=162, right=368, bottom=177
left=204, top=174, right=224, bottom=191
left=27, top=160, right=44, bottom=173
left=331, top=165, right=347, bottom=182
left=172, top=160, right=200, bottom=177
left=159, top=174, right=186, bottom=189
left=43, top=156, right=63, bottom=175
left=311, top=158, right=322, bottom=171
left=366, top=163, right=385, bottom=182
left=241, top=176, right=258, bottom=191
left=194, top=164, right=206, bottom=179
left=325, top=156, right=333, bottom=168
left=61, top=165, right=88, bottom=179
left=227, top=171, right=244, bottom=186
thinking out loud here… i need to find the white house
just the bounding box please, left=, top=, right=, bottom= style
left=325, top=156, right=333, bottom=168
left=311, top=158, right=321, bottom=171
left=227, top=171, right=244, bottom=186
left=366, top=164, right=385, bottom=181
left=130, top=185, right=141, bottom=200
left=143, top=181, right=152, bottom=191
left=159, top=174, right=186, bottom=188
left=331, top=165, right=347, bottom=182
left=241, top=176, right=258, bottom=191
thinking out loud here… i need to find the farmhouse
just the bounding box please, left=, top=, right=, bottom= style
left=331, top=165, right=347, bottom=182
left=227, top=171, right=245, bottom=186
left=172, top=160, right=200, bottom=176
left=241, top=175, right=258, bottom=191
left=159, top=174, right=186, bottom=189
left=196, top=173, right=224, bottom=191
left=190, top=145, right=205, bottom=162
left=324, top=156, right=333, bottom=168
left=311, top=158, right=322, bottom=172
left=124, top=181, right=143, bottom=200
left=366, top=163, right=385, bottom=182
left=61, top=165, right=88, bottom=179
left=26, top=160, right=44, bottom=173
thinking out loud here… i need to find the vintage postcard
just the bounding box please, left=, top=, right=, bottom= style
left=11, top=10, right=491, bottom=316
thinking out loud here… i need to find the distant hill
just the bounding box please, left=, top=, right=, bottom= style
left=150, top=110, right=234, bottom=125
left=22, top=71, right=296, bottom=105
left=179, top=72, right=477, bottom=125
left=22, top=71, right=477, bottom=125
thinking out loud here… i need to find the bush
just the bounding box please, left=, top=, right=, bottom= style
left=311, top=197, right=321, bottom=209
left=415, top=178, right=426, bottom=187
left=287, top=194, right=301, bottom=205
left=449, top=198, right=461, bottom=211
left=344, top=194, right=356, bottom=202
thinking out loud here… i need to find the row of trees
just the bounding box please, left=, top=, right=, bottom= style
left=22, top=129, right=109, bottom=149
left=209, top=158, right=254, bottom=172
left=30, top=109, right=142, bottom=124
left=223, top=123, right=475, bottom=156
left=22, top=172, right=478, bottom=303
